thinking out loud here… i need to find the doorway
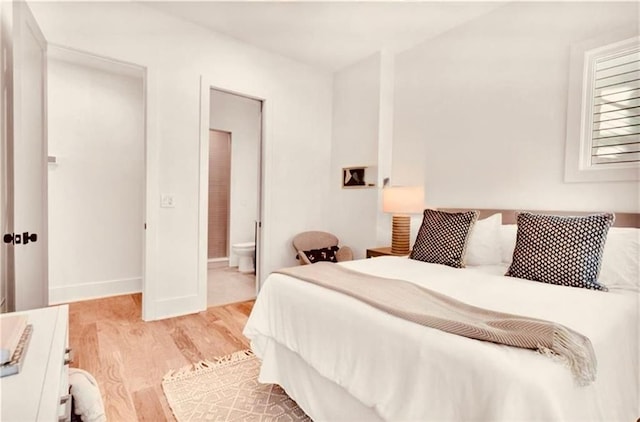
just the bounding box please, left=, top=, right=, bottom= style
left=205, top=88, right=262, bottom=308
left=1, top=3, right=151, bottom=315
left=46, top=45, right=146, bottom=305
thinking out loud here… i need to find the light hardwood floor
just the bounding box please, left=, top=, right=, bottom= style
left=68, top=294, right=254, bottom=421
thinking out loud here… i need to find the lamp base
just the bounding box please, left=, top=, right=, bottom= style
left=391, top=215, right=411, bottom=255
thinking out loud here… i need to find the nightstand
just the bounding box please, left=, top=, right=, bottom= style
left=366, top=247, right=410, bottom=258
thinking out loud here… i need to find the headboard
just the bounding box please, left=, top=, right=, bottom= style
left=440, top=208, right=640, bottom=228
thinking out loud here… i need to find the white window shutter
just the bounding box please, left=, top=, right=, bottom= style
left=591, top=48, right=640, bottom=165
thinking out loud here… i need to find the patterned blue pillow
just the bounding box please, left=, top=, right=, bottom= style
left=506, top=212, right=614, bottom=291
left=410, top=209, right=479, bottom=268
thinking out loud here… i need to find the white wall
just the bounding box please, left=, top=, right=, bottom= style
left=47, top=55, right=144, bottom=304
left=329, top=52, right=403, bottom=257
left=330, top=54, right=380, bottom=259
left=209, top=89, right=260, bottom=267
left=375, top=51, right=397, bottom=245
left=29, top=1, right=333, bottom=319
left=393, top=2, right=640, bottom=213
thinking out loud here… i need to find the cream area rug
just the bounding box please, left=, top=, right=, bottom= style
left=162, top=350, right=311, bottom=421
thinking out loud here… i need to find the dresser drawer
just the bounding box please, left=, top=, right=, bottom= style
left=1, top=305, right=70, bottom=421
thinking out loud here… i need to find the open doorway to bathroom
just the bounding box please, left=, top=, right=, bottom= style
left=206, top=89, right=261, bottom=307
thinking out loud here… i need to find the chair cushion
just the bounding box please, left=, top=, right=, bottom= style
left=301, top=246, right=339, bottom=264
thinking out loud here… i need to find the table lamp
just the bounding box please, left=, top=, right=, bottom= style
left=382, top=186, right=424, bottom=255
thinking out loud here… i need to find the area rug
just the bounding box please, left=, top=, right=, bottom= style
left=162, top=349, right=311, bottom=421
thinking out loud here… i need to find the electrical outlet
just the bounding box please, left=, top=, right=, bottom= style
left=161, top=194, right=175, bottom=208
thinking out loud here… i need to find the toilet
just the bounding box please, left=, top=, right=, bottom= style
left=232, top=242, right=255, bottom=273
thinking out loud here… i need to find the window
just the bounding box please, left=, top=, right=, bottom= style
left=590, top=42, right=639, bottom=166
left=565, top=32, right=640, bottom=182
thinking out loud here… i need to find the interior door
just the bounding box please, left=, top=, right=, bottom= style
left=9, top=1, right=47, bottom=311
left=0, top=2, right=13, bottom=313
left=255, top=100, right=263, bottom=291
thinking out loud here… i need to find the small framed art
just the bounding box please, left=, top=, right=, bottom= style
left=342, top=167, right=367, bottom=188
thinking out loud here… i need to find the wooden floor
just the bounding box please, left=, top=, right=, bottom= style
left=68, top=294, right=254, bottom=421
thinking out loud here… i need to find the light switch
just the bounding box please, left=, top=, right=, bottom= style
left=161, top=194, right=175, bottom=208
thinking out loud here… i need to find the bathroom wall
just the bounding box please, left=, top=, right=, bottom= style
left=207, top=130, right=231, bottom=260
left=47, top=51, right=144, bottom=303
left=209, top=89, right=261, bottom=267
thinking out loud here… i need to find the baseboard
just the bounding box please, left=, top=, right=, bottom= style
left=49, top=277, right=142, bottom=305
left=208, top=258, right=229, bottom=268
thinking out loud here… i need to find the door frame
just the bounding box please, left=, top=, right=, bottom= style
left=198, top=76, right=267, bottom=310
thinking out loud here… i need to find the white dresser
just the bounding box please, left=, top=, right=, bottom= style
left=0, top=305, right=71, bottom=422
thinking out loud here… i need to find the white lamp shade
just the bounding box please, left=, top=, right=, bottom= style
left=382, top=186, right=424, bottom=214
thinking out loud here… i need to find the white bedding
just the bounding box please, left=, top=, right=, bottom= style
left=243, top=257, right=639, bottom=421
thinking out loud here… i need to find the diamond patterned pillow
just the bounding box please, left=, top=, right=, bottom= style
left=505, top=212, right=615, bottom=291
left=410, top=209, right=479, bottom=268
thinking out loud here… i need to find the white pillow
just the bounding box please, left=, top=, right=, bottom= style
left=499, top=224, right=518, bottom=264
left=598, top=227, right=640, bottom=293
left=465, top=213, right=502, bottom=266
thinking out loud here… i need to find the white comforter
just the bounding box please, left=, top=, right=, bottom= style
left=243, top=257, right=639, bottom=421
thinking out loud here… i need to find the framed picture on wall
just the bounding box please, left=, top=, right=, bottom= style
left=342, top=167, right=366, bottom=188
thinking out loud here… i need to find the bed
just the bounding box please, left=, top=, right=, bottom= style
left=243, top=209, right=640, bottom=421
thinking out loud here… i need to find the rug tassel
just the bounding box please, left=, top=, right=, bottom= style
left=163, top=349, right=255, bottom=382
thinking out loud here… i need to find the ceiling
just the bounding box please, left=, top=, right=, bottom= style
left=142, top=1, right=505, bottom=72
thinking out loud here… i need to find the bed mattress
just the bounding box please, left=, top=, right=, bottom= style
left=244, top=257, right=639, bottom=421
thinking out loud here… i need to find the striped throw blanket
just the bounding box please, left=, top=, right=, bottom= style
left=275, top=262, right=597, bottom=385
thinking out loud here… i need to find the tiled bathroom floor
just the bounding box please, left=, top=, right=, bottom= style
left=207, top=261, right=256, bottom=308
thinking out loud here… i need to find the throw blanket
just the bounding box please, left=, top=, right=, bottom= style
left=275, top=262, right=597, bottom=385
